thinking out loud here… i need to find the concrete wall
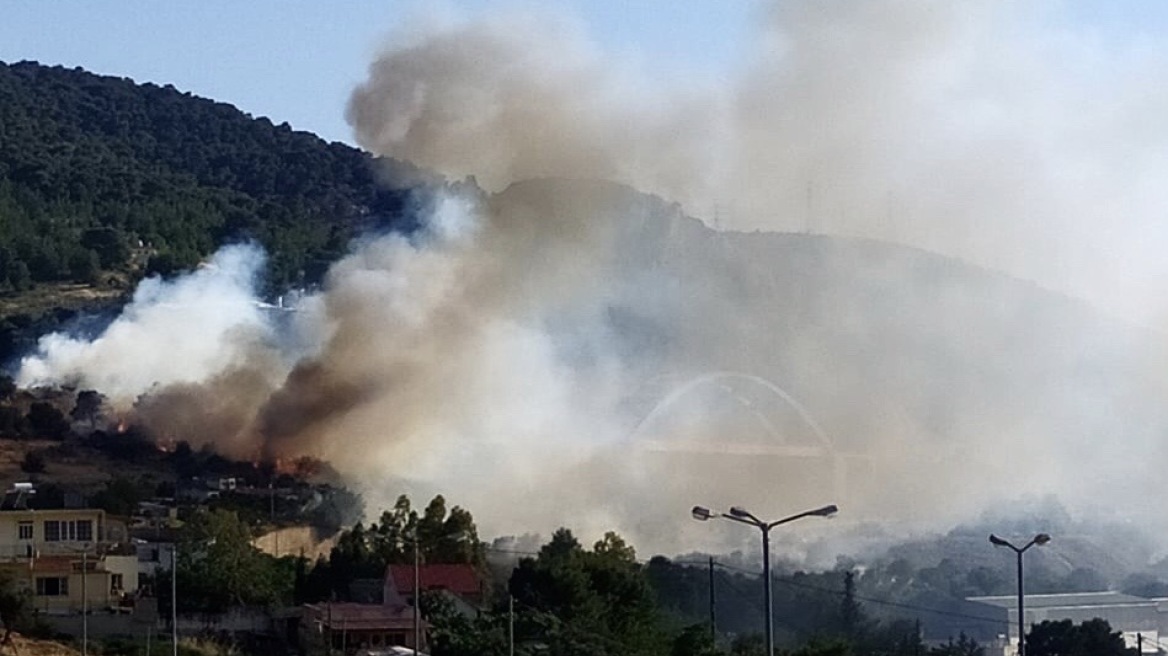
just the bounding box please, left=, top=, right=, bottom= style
left=44, top=607, right=278, bottom=641
left=253, top=525, right=337, bottom=560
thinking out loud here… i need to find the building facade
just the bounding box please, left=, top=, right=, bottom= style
left=0, top=491, right=139, bottom=614
left=967, top=591, right=1167, bottom=655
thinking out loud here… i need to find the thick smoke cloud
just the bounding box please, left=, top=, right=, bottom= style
left=16, top=1, right=1168, bottom=559
left=348, top=1, right=1168, bottom=324
left=18, top=244, right=278, bottom=401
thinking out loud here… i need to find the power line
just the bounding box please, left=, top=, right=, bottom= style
left=694, top=559, right=1010, bottom=628
left=492, top=548, right=1007, bottom=629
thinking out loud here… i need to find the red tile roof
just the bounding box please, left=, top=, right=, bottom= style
left=387, top=564, right=482, bottom=598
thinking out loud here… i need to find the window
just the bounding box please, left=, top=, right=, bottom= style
left=42, top=519, right=93, bottom=543
left=35, top=577, right=67, bottom=596
left=111, top=574, right=123, bottom=593
left=17, top=522, right=32, bottom=540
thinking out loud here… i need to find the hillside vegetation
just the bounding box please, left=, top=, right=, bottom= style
left=0, top=59, right=426, bottom=285
left=0, top=60, right=432, bottom=359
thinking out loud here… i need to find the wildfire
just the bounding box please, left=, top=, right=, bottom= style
left=249, top=455, right=325, bottom=480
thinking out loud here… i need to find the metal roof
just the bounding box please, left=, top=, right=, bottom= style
left=968, top=591, right=1153, bottom=610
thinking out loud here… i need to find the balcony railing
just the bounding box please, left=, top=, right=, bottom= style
left=0, top=541, right=136, bottom=560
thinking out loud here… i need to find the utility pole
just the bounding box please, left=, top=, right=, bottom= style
left=171, top=543, right=178, bottom=656
left=805, top=180, right=813, bottom=234
left=171, top=477, right=179, bottom=656
left=708, top=556, right=717, bottom=644
left=509, top=595, right=515, bottom=656
left=1138, top=633, right=1143, bottom=654
left=413, top=538, right=420, bottom=656
left=81, top=546, right=88, bottom=656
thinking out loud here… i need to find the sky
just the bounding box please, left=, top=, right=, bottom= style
left=0, top=1, right=762, bottom=145
left=4, top=1, right=1168, bottom=143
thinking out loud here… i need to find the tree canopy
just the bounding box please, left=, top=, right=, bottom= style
left=1025, top=618, right=1135, bottom=656
left=0, top=59, right=432, bottom=363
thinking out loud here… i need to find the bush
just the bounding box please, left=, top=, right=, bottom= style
left=19, top=451, right=45, bottom=474
left=25, top=402, right=70, bottom=440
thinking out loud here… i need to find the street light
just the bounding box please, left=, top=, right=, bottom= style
left=171, top=542, right=178, bottom=656
left=692, top=503, right=838, bottom=655
left=989, top=533, right=1051, bottom=656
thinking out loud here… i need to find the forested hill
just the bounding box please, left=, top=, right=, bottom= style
left=0, top=59, right=420, bottom=298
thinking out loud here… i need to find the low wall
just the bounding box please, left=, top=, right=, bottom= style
left=43, top=607, right=282, bottom=640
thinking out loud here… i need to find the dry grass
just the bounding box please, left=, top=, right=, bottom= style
left=0, top=282, right=126, bottom=319
left=0, top=632, right=79, bottom=656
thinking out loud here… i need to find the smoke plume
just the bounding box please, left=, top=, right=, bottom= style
left=17, top=1, right=1168, bottom=558
left=348, top=1, right=1168, bottom=324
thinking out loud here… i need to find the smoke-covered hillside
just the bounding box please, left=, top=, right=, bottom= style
left=14, top=170, right=1167, bottom=563
left=4, top=55, right=1167, bottom=561
left=478, top=178, right=1168, bottom=550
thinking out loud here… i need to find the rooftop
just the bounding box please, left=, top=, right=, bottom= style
left=303, top=602, right=423, bottom=632
left=387, top=564, right=482, bottom=598
left=969, top=591, right=1154, bottom=610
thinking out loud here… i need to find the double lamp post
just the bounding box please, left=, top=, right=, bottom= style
left=692, top=503, right=838, bottom=656
left=989, top=532, right=1051, bottom=656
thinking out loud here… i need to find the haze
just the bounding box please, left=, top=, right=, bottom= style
left=15, top=1, right=1168, bottom=559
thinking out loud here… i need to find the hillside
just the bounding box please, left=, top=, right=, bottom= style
left=4, top=60, right=1168, bottom=599
left=483, top=178, right=1168, bottom=544
left=0, top=60, right=429, bottom=363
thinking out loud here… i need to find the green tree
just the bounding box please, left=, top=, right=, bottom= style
left=90, top=477, right=149, bottom=516
left=306, top=494, right=483, bottom=602
left=1026, top=618, right=1134, bottom=656
left=730, top=634, right=765, bottom=656
left=70, top=389, right=103, bottom=429
left=19, top=450, right=45, bottom=474
left=509, top=528, right=662, bottom=656
left=0, top=407, right=27, bottom=437
left=786, top=638, right=854, bottom=656
left=421, top=590, right=509, bottom=656
left=0, top=375, right=16, bottom=400
left=671, top=623, right=720, bottom=656
left=79, top=226, right=129, bottom=268
left=0, top=569, right=32, bottom=645
left=25, top=401, right=69, bottom=439
left=172, top=508, right=293, bottom=611
left=839, top=570, right=862, bottom=639
left=929, top=632, right=983, bottom=656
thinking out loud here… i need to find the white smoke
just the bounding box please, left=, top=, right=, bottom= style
left=17, top=1, right=1168, bottom=559
left=17, top=244, right=278, bottom=401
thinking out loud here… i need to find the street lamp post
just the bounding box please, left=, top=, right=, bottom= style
left=171, top=542, right=178, bottom=656
left=989, top=533, right=1051, bottom=656
left=692, top=504, right=838, bottom=656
